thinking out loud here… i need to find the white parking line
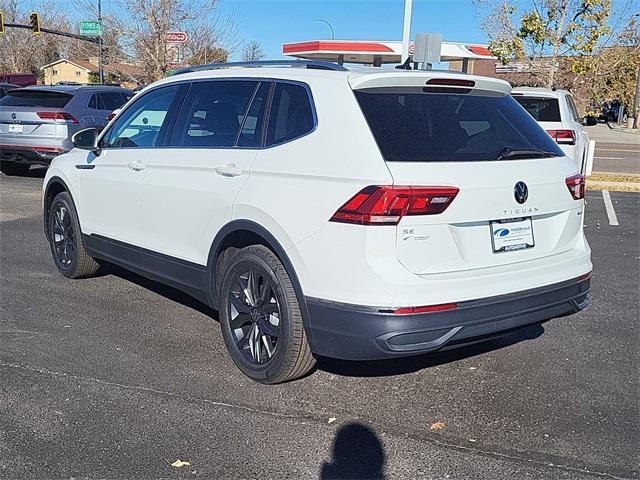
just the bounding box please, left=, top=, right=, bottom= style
left=602, top=190, right=619, bottom=226
left=595, top=156, right=623, bottom=160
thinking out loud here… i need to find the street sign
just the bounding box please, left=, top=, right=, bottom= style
left=80, top=21, right=102, bottom=36
left=165, top=31, right=188, bottom=44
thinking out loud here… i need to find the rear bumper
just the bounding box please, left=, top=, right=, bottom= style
left=0, top=143, right=69, bottom=165
left=305, top=274, right=590, bottom=360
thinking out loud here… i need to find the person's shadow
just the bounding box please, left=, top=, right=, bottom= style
left=321, top=423, right=385, bottom=480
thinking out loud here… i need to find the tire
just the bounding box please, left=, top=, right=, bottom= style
left=0, top=162, right=30, bottom=176
left=218, top=245, right=316, bottom=384
left=47, top=192, right=100, bottom=279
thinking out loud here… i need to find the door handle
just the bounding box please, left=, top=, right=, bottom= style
left=128, top=162, right=145, bottom=171
left=215, top=163, right=243, bottom=177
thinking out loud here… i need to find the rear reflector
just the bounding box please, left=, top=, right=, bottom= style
left=393, top=303, right=457, bottom=315
left=546, top=129, right=576, bottom=145
left=565, top=174, right=585, bottom=200
left=37, top=111, right=79, bottom=124
left=330, top=186, right=459, bottom=225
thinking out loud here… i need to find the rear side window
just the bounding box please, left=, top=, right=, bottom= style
left=238, top=82, right=270, bottom=147
left=89, top=92, right=130, bottom=110
left=0, top=90, right=72, bottom=108
left=565, top=95, right=580, bottom=122
left=512, top=96, right=561, bottom=122
left=170, top=80, right=257, bottom=147
left=355, top=89, right=563, bottom=162
left=266, top=82, right=314, bottom=146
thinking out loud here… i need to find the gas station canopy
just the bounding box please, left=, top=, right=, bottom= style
left=282, top=40, right=494, bottom=66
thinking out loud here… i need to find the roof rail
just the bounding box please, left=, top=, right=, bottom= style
left=172, top=60, right=348, bottom=75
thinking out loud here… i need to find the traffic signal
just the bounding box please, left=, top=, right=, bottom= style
left=0, top=11, right=5, bottom=35
left=29, top=12, right=40, bottom=35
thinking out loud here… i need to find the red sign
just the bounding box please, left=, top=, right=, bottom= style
left=165, top=31, right=188, bottom=44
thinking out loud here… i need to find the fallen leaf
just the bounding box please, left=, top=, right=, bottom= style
left=430, top=421, right=445, bottom=430
left=328, top=417, right=337, bottom=424
left=171, top=460, right=191, bottom=468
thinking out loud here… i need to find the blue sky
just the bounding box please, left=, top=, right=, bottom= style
left=220, top=0, right=640, bottom=61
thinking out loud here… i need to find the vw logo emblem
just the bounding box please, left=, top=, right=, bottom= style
left=11, top=113, right=16, bottom=119
left=514, top=181, right=528, bottom=204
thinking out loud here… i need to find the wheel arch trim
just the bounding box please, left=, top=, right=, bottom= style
left=43, top=176, right=74, bottom=240
left=207, top=220, right=316, bottom=345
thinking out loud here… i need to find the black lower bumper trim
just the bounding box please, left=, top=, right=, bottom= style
left=305, top=275, right=590, bottom=361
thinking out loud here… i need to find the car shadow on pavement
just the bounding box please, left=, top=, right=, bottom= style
left=316, top=324, right=545, bottom=378
left=103, top=263, right=218, bottom=318
left=321, top=422, right=385, bottom=480
left=101, top=261, right=544, bottom=379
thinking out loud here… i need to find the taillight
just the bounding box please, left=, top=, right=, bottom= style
left=546, top=129, right=575, bottom=145
left=37, top=111, right=79, bottom=124
left=393, top=303, right=457, bottom=315
left=107, top=112, right=116, bottom=122
left=565, top=174, right=585, bottom=200
left=330, top=186, right=459, bottom=225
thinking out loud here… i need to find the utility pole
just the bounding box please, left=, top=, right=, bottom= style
left=98, top=0, right=104, bottom=84
left=633, top=65, right=640, bottom=129
left=401, top=0, right=413, bottom=63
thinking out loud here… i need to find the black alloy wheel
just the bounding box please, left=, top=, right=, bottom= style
left=219, top=245, right=316, bottom=384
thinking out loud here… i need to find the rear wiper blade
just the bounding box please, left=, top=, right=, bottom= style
left=497, top=147, right=559, bottom=160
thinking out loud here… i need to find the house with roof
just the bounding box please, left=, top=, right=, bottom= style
left=40, top=58, right=146, bottom=88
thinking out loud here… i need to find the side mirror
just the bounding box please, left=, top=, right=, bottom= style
left=72, top=128, right=101, bottom=155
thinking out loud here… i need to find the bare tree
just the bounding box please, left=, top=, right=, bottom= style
left=0, top=0, right=71, bottom=76
left=111, top=0, right=239, bottom=81
left=242, top=40, right=265, bottom=62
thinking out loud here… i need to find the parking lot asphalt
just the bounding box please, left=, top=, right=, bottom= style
left=593, top=142, right=639, bottom=175
left=1, top=170, right=638, bottom=480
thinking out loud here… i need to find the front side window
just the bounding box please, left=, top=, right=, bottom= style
left=100, top=85, right=179, bottom=149
left=266, top=82, right=314, bottom=146
left=170, top=80, right=258, bottom=148
left=356, top=89, right=563, bottom=162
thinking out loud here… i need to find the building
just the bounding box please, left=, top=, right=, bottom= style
left=40, top=58, right=146, bottom=88
left=282, top=39, right=494, bottom=69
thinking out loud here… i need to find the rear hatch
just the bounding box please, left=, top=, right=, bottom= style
left=0, top=89, right=75, bottom=144
left=349, top=72, right=584, bottom=275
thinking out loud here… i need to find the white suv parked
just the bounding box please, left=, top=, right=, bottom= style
left=43, top=61, right=592, bottom=383
left=512, top=87, right=594, bottom=173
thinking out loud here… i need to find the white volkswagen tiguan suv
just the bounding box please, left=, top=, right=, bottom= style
left=43, top=61, right=592, bottom=383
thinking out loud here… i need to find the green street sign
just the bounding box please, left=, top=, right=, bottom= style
left=80, top=21, right=102, bottom=36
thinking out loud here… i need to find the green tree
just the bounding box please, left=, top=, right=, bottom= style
left=475, top=0, right=613, bottom=87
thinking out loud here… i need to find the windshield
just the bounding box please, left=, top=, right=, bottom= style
left=0, top=90, right=73, bottom=108
left=512, top=96, right=561, bottom=122
left=354, top=88, right=563, bottom=162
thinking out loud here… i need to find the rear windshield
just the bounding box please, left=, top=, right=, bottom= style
left=0, top=90, right=73, bottom=108
left=355, top=88, right=563, bottom=162
left=512, top=96, right=561, bottom=122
